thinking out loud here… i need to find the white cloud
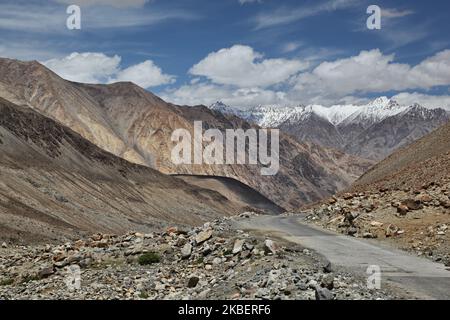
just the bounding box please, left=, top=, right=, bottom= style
left=189, top=45, right=307, bottom=88
left=162, top=47, right=450, bottom=108
left=393, top=92, right=450, bottom=110
left=53, top=0, right=149, bottom=7
left=162, top=83, right=290, bottom=107
left=292, top=49, right=450, bottom=100
left=113, top=60, right=176, bottom=88
left=43, top=52, right=175, bottom=88
left=44, top=52, right=121, bottom=83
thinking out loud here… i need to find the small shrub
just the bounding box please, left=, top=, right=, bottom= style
left=139, top=291, right=149, bottom=299
left=138, top=252, right=161, bottom=265
left=21, top=275, right=40, bottom=284
left=196, top=257, right=204, bottom=264
left=0, top=278, right=14, bottom=286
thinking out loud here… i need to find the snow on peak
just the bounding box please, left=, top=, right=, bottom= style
left=208, top=97, right=440, bottom=128
left=210, top=101, right=229, bottom=112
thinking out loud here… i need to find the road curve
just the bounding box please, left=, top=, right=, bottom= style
left=234, top=215, right=450, bottom=300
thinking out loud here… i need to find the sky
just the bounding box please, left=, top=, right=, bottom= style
left=1, top=0, right=450, bottom=108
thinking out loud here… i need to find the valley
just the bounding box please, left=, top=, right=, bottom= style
left=0, top=57, right=449, bottom=301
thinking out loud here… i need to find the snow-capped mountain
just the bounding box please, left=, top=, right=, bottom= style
left=210, top=98, right=450, bottom=161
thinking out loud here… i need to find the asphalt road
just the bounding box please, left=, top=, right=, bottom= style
left=235, top=215, right=450, bottom=300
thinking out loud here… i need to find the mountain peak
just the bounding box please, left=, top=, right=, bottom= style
left=369, top=96, right=390, bottom=106
left=210, top=101, right=230, bottom=112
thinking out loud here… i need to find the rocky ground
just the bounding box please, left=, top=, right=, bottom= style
left=305, top=179, right=450, bottom=266
left=0, top=212, right=401, bottom=300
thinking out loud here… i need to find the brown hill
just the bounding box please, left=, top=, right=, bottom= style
left=0, top=97, right=244, bottom=244
left=0, top=58, right=373, bottom=210
left=351, top=121, right=450, bottom=191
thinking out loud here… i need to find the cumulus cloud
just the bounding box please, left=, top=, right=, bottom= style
left=162, top=83, right=289, bottom=107
left=189, top=45, right=307, bottom=88
left=292, top=49, right=450, bottom=100
left=393, top=92, right=450, bottom=110
left=44, top=52, right=121, bottom=83
left=113, top=60, right=176, bottom=88
left=162, top=46, right=450, bottom=108
left=44, top=52, right=175, bottom=88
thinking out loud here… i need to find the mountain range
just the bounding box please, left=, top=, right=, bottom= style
left=0, top=58, right=372, bottom=214
left=0, top=96, right=246, bottom=243
left=211, top=98, right=450, bottom=161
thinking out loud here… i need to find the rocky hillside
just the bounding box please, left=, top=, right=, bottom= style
left=0, top=58, right=372, bottom=210
left=304, top=121, right=450, bottom=266
left=212, top=98, right=450, bottom=161
left=352, top=120, right=450, bottom=191
left=0, top=97, right=245, bottom=244
left=0, top=212, right=401, bottom=300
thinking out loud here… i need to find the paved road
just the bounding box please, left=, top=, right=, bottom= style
left=235, top=215, right=450, bottom=300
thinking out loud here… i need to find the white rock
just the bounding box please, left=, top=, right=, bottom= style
left=232, top=239, right=245, bottom=254
left=195, top=229, right=213, bottom=244
left=264, top=239, right=277, bottom=254
left=181, top=243, right=192, bottom=259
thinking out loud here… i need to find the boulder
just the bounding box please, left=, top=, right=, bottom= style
left=187, top=276, right=200, bottom=288
left=402, top=199, right=423, bottom=211
left=397, top=205, right=409, bottom=216
left=232, top=239, right=245, bottom=254
left=195, top=229, right=213, bottom=244
left=264, top=239, right=277, bottom=255
left=321, top=274, right=334, bottom=290
left=181, top=243, right=192, bottom=259
left=315, top=286, right=333, bottom=300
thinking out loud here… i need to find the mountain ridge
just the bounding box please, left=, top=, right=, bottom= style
left=0, top=57, right=373, bottom=210
left=211, top=98, right=450, bottom=160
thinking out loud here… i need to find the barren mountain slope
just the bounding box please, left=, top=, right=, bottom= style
left=0, top=97, right=242, bottom=244
left=305, top=122, right=450, bottom=265
left=352, top=120, right=450, bottom=191
left=0, top=58, right=373, bottom=210
left=342, top=106, right=449, bottom=161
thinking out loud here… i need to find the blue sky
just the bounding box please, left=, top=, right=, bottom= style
left=1, top=0, right=450, bottom=108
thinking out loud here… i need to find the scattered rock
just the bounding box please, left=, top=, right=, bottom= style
left=370, top=221, right=383, bottom=228
left=402, top=199, right=423, bottom=211
left=264, top=239, right=277, bottom=255
left=386, top=224, right=400, bottom=237
left=323, top=261, right=333, bottom=273
left=181, top=243, right=192, bottom=259
left=0, top=211, right=400, bottom=301
left=397, top=205, right=409, bottom=216
left=315, top=286, right=334, bottom=300
left=232, top=239, right=245, bottom=255
left=187, top=276, right=200, bottom=288
left=195, top=229, right=213, bottom=244
left=38, top=266, right=54, bottom=279
left=342, top=193, right=354, bottom=200
left=321, top=274, right=334, bottom=290
left=363, top=232, right=376, bottom=239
